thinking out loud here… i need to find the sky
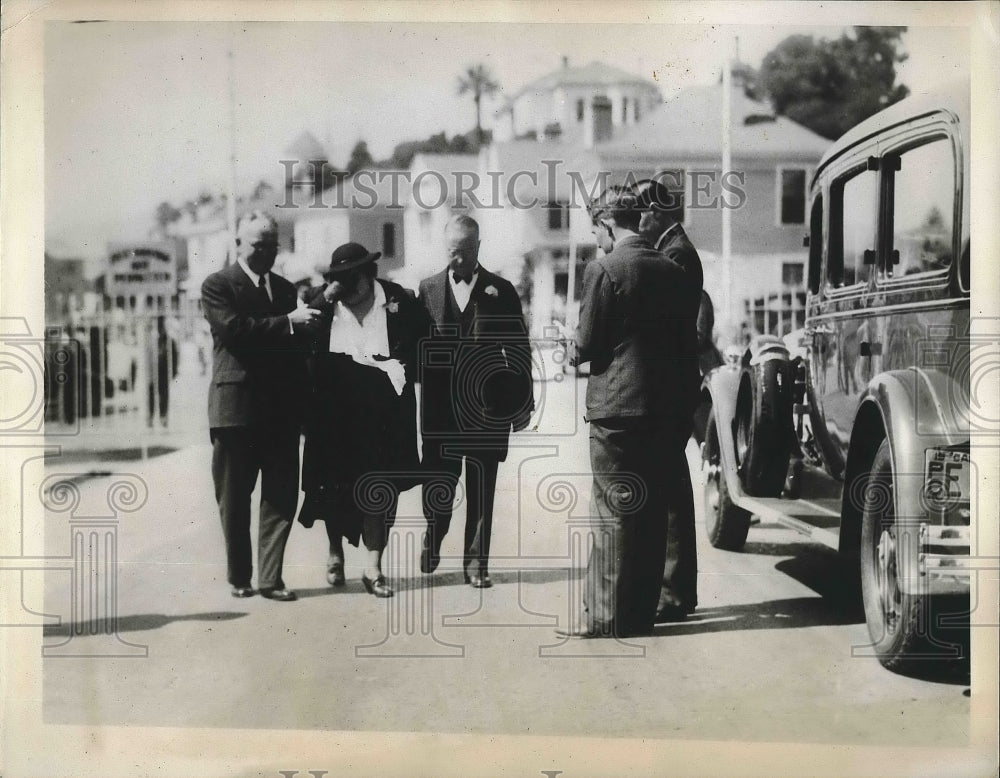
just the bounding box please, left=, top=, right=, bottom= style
left=44, top=21, right=970, bottom=260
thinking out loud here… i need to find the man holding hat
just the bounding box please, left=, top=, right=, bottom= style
left=416, top=214, right=534, bottom=588
left=297, top=242, right=429, bottom=597
left=201, top=210, right=322, bottom=601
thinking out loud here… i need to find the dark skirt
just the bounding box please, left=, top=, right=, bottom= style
left=297, top=353, right=420, bottom=548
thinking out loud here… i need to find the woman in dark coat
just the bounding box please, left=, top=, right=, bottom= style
left=296, top=243, right=430, bottom=598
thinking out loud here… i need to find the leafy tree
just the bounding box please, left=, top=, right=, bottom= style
left=347, top=140, right=375, bottom=175
left=155, top=201, right=182, bottom=229
left=457, top=63, right=499, bottom=145
left=758, top=26, right=909, bottom=140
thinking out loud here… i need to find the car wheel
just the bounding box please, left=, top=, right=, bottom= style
left=734, top=358, right=792, bottom=496
left=859, top=440, right=930, bottom=671
left=704, top=409, right=751, bottom=551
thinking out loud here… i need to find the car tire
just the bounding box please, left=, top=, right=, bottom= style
left=704, top=409, right=751, bottom=551
left=858, top=440, right=966, bottom=672
left=734, top=358, right=792, bottom=496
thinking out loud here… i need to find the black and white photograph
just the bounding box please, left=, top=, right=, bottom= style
left=1, top=1, right=998, bottom=776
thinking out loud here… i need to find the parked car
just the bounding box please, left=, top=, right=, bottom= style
left=700, top=79, right=972, bottom=673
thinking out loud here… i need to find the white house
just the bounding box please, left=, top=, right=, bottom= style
left=493, top=58, right=662, bottom=145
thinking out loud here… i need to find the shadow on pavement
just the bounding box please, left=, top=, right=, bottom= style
left=43, top=610, right=247, bottom=635
left=294, top=567, right=577, bottom=598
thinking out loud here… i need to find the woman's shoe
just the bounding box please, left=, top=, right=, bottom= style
left=326, top=559, right=345, bottom=587
left=361, top=572, right=394, bottom=598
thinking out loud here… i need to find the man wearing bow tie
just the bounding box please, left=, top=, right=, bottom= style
left=201, top=210, right=322, bottom=601
left=416, top=214, right=534, bottom=588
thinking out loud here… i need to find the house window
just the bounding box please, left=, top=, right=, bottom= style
left=828, top=167, right=877, bottom=288
left=419, top=210, right=431, bottom=242
left=780, top=168, right=807, bottom=224
left=635, top=101, right=641, bottom=122
left=887, top=137, right=954, bottom=278
left=382, top=222, right=396, bottom=258
left=547, top=200, right=569, bottom=231
left=622, top=97, right=629, bottom=123
left=576, top=99, right=585, bottom=122
left=781, top=262, right=804, bottom=287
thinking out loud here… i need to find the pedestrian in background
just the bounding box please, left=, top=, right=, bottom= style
left=145, top=315, right=178, bottom=429
left=560, top=186, right=700, bottom=638
left=296, top=242, right=429, bottom=598
left=200, top=210, right=322, bottom=601
left=416, top=214, right=534, bottom=589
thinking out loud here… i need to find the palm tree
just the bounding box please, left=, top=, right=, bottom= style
left=457, top=64, right=499, bottom=145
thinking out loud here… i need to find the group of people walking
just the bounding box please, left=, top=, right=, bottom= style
left=201, top=211, right=532, bottom=602
left=201, top=182, right=706, bottom=639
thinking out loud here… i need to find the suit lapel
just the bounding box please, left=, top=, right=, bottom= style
left=425, top=269, right=449, bottom=328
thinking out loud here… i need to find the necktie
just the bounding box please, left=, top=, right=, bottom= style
left=258, top=275, right=270, bottom=301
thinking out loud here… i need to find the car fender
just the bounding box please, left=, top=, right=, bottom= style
left=844, top=369, right=965, bottom=594
left=702, top=363, right=747, bottom=504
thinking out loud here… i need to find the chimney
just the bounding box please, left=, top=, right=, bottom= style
left=585, top=95, right=613, bottom=148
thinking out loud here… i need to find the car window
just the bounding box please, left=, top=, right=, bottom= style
left=828, top=167, right=877, bottom=290
left=807, top=194, right=823, bottom=295
left=886, top=138, right=954, bottom=278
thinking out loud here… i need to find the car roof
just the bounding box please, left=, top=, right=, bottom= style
left=814, top=78, right=970, bottom=184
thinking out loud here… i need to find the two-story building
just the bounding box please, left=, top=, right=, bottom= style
left=581, top=81, right=831, bottom=338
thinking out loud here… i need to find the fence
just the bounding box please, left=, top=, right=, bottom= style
left=44, top=297, right=204, bottom=430
left=743, top=286, right=807, bottom=340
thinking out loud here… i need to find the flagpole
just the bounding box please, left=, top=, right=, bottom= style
left=720, top=37, right=734, bottom=341
left=226, top=46, right=238, bottom=265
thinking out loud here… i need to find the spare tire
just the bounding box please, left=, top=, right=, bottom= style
left=734, top=355, right=793, bottom=496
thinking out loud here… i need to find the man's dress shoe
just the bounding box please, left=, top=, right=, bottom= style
left=465, top=573, right=493, bottom=589
left=361, top=573, right=394, bottom=598
left=326, top=560, right=346, bottom=587
left=554, top=625, right=608, bottom=639
left=654, top=604, right=689, bottom=623
left=419, top=532, right=440, bottom=574
left=259, top=587, right=297, bottom=602
left=231, top=586, right=255, bottom=598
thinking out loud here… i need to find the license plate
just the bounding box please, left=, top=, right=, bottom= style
left=925, top=448, right=971, bottom=504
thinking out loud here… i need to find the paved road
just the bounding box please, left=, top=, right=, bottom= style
left=35, top=375, right=970, bottom=746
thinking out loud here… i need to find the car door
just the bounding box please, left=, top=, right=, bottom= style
left=807, top=152, right=880, bottom=478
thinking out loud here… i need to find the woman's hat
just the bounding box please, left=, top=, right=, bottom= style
left=323, top=242, right=381, bottom=276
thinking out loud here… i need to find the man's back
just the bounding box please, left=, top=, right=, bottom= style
left=577, top=235, right=700, bottom=422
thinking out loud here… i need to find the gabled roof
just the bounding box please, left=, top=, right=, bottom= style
left=509, top=60, right=658, bottom=102
left=599, top=83, right=831, bottom=161
left=284, top=130, right=327, bottom=162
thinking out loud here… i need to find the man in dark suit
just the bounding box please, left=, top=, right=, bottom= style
left=558, top=187, right=700, bottom=638
left=634, top=178, right=706, bottom=623
left=417, top=214, right=534, bottom=588
left=200, top=210, right=321, bottom=601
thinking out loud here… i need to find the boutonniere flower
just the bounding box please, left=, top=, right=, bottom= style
left=385, top=299, right=399, bottom=313
left=484, top=285, right=499, bottom=298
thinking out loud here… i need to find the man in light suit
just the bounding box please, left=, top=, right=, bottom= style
left=634, top=177, right=705, bottom=622
left=559, top=187, right=700, bottom=638
left=417, top=214, right=534, bottom=588
left=201, top=211, right=321, bottom=601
